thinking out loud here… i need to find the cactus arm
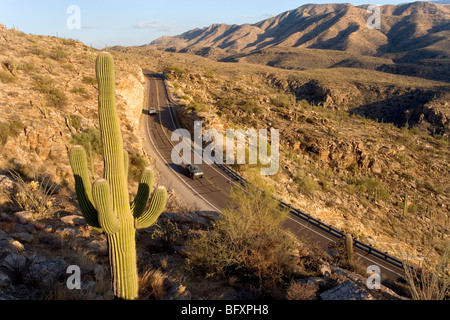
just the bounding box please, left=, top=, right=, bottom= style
left=131, top=168, right=154, bottom=218
left=92, top=179, right=121, bottom=235
left=69, top=145, right=102, bottom=230
left=135, top=186, right=167, bottom=230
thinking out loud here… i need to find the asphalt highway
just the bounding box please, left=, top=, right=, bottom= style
left=141, top=70, right=406, bottom=284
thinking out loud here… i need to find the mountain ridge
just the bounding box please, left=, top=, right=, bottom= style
left=150, top=2, right=449, bottom=56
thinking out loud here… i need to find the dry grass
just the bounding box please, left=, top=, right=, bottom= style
left=286, top=282, right=318, bottom=300
left=139, top=268, right=167, bottom=300
left=403, top=246, right=449, bottom=300
left=8, top=170, right=57, bottom=215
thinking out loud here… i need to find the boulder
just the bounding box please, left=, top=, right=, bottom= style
left=28, top=258, right=68, bottom=287
left=11, top=232, right=33, bottom=243
left=13, top=211, right=33, bottom=224
left=1, top=253, right=27, bottom=271
left=0, top=271, right=11, bottom=288
left=86, top=240, right=108, bottom=256
left=56, top=227, right=81, bottom=237
left=319, top=281, right=375, bottom=300
left=61, top=215, right=86, bottom=226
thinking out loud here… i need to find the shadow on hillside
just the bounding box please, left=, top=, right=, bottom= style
left=349, top=90, right=437, bottom=127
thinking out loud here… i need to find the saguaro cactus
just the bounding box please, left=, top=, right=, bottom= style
left=345, top=233, right=354, bottom=265
left=69, top=52, right=167, bottom=300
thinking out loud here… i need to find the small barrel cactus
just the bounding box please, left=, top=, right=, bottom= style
left=69, top=52, right=167, bottom=300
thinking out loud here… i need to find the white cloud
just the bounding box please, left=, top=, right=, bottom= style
left=132, top=21, right=174, bottom=32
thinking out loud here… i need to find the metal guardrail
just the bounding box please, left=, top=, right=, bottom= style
left=155, top=72, right=406, bottom=273
left=215, top=163, right=405, bottom=271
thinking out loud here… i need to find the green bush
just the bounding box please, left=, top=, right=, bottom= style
left=71, top=127, right=102, bottom=155
left=185, top=182, right=297, bottom=289
left=82, top=76, right=97, bottom=86
left=32, top=75, right=54, bottom=93
left=46, top=88, right=68, bottom=109
left=349, top=178, right=390, bottom=202
left=295, top=173, right=320, bottom=196
left=0, top=121, right=24, bottom=145
left=70, top=86, right=90, bottom=99
left=48, top=46, right=68, bottom=61
left=216, top=96, right=235, bottom=109
left=271, top=93, right=296, bottom=109
left=166, top=65, right=185, bottom=79
left=188, top=102, right=209, bottom=113
left=128, top=153, right=149, bottom=182
left=68, top=115, right=82, bottom=131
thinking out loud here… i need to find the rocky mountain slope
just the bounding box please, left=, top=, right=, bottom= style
left=151, top=2, right=449, bottom=55
left=150, top=2, right=450, bottom=82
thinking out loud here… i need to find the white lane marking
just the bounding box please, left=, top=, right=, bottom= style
left=159, top=76, right=405, bottom=278
left=287, top=216, right=336, bottom=242
left=355, top=252, right=404, bottom=278
left=288, top=215, right=403, bottom=277
left=145, top=78, right=221, bottom=212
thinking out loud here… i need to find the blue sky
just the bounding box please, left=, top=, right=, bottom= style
left=0, top=0, right=417, bottom=48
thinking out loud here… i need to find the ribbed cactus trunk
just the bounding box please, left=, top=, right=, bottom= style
left=69, top=53, right=167, bottom=300
left=96, top=53, right=137, bottom=300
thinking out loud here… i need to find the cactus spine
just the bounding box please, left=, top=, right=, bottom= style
left=69, top=52, right=167, bottom=300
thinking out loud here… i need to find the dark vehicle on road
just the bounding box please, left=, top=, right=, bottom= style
left=186, top=165, right=203, bottom=179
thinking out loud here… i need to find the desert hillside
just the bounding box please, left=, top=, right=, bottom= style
left=110, top=41, right=449, bottom=268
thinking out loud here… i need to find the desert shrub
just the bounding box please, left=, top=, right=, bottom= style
left=9, top=170, right=57, bottom=215
left=239, top=99, right=260, bottom=114
left=271, top=93, right=295, bottom=109
left=32, top=75, right=67, bottom=108
left=404, top=246, right=449, bottom=300
left=0, top=121, right=24, bottom=145
left=151, top=219, right=183, bottom=249
left=48, top=46, right=68, bottom=61
left=139, top=268, right=167, bottom=300
left=348, top=178, right=390, bottom=202
left=294, top=172, right=320, bottom=196
left=188, top=102, right=209, bottom=113
left=286, top=282, right=318, bottom=300
left=82, top=76, right=97, bottom=86
left=0, top=122, right=10, bottom=145
left=29, top=46, right=48, bottom=58
left=165, top=65, right=185, bottom=80
left=71, top=127, right=102, bottom=155
left=216, top=96, right=235, bottom=109
left=185, top=181, right=297, bottom=290
left=68, top=115, right=82, bottom=131
left=46, top=87, right=68, bottom=109
left=128, top=153, right=149, bottom=181
left=0, top=70, right=16, bottom=83
left=32, top=75, right=54, bottom=93
left=70, top=86, right=90, bottom=99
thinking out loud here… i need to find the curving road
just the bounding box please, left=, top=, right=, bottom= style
left=140, top=70, right=406, bottom=284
